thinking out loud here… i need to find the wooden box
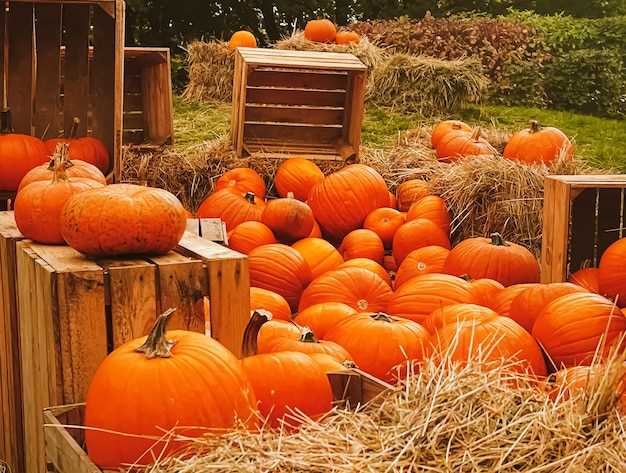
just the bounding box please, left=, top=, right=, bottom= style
left=186, top=218, right=229, bottom=244
left=231, top=48, right=367, bottom=162
left=541, top=175, right=626, bottom=283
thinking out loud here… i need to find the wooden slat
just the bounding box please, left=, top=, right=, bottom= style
left=597, top=188, right=623, bottom=260
left=8, top=3, right=34, bottom=134
left=123, top=72, right=142, bottom=93
left=238, top=47, right=367, bottom=70
left=344, top=70, right=366, bottom=158
left=141, top=54, right=173, bottom=144
left=246, top=86, right=346, bottom=107
left=569, top=189, right=597, bottom=272
left=113, top=0, right=125, bottom=181
left=122, top=129, right=145, bottom=144
left=540, top=177, right=571, bottom=283
left=123, top=92, right=143, bottom=111
left=245, top=104, right=344, bottom=125
left=244, top=122, right=342, bottom=144
left=247, top=69, right=348, bottom=90
left=231, top=50, right=242, bottom=152
left=122, top=111, right=145, bottom=129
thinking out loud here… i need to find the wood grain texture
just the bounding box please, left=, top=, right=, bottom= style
left=140, top=49, right=173, bottom=144
left=540, top=177, right=571, bottom=283
left=8, top=3, right=35, bottom=134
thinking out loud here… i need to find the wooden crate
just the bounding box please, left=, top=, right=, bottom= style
left=186, top=218, right=229, bottom=244
left=43, top=370, right=391, bottom=473
left=541, top=175, right=626, bottom=283
left=231, top=48, right=367, bottom=162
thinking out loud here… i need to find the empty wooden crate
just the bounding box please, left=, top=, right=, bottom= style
left=541, top=175, right=626, bottom=283
left=231, top=48, right=367, bottom=162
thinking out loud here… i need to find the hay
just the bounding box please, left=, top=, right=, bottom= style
left=182, top=41, right=235, bottom=102
left=367, top=54, right=488, bottom=115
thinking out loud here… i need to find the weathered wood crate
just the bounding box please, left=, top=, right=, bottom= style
left=541, top=175, right=626, bottom=283
left=43, top=370, right=391, bottom=473
left=231, top=48, right=367, bottom=162
left=186, top=218, right=229, bottom=244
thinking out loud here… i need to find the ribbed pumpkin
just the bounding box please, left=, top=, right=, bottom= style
left=392, top=219, right=451, bottom=265
left=395, top=179, right=430, bottom=212
left=215, top=168, right=266, bottom=198
left=487, top=283, right=539, bottom=316
left=394, top=246, right=450, bottom=288
left=340, top=229, right=384, bottom=264
left=0, top=133, right=48, bottom=191
left=335, top=31, right=360, bottom=44
left=292, top=237, right=343, bottom=279
left=262, top=193, right=314, bottom=243
left=250, top=287, right=292, bottom=321
left=436, top=128, right=497, bottom=162
left=228, top=221, right=276, bottom=254
left=338, top=258, right=392, bottom=287
left=307, top=164, right=389, bottom=240
left=431, top=120, right=472, bottom=149
left=85, top=310, right=257, bottom=469
left=304, top=19, right=337, bottom=42
left=228, top=30, right=257, bottom=49
left=468, top=278, right=505, bottom=307
left=425, top=303, right=497, bottom=334
left=258, top=327, right=351, bottom=362
left=61, top=184, right=187, bottom=257
left=249, top=315, right=302, bottom=355
left=444, top=233, right=539, bottom=287
left=363, top=207, right=405, bottom=248
left=299, top=267, right=392, bottom=313
left=18, top=154, right=106, bottom=191
left=294, top=302, right=357, bottom=339
left=508, top=283, right=588, bottom=332
left=248, top=244, right=312, bottom=311
left=533, top=293, right=626, bottom=368
left=388, top=273, right=475, bottom=325
left=309, top=353, right=351, bottom=373
left=568, top=268, right=601, bottom=293
left=275, top=158, right=324, bottom=201
left=45, top=118, right=110, bottom=173
left=197, top=190, right=264, bottom=231
left=309, top=220, right=322, bottom=238
left=406, top=196, right=451, bottom=234
left=325, top=312, right=431, bottom=383
left=504, top=121, right=573, bottom=165
left=599, top=238, right=626, bottom=307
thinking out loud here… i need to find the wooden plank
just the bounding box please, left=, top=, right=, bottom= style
left=8, top=2, right=34, bottom=134
left=141, top=54, right=173, bottom=144
left=123, top=92, right=143, bottom=111
left=235, top=59, right=248, bottom=156
left=231, top=50, right=242, bottom=152
left=200, top=218, right=228, bottom=243
left=597, top=188, right=623, bottom=260
left=344, top=70, right=366, bottom=156
left=122, top=110, right=145, bottom=129
left=245, top=104, right=344, bottom=125
left=540, top=177, right=571, bottom=283
left=569, top=189, right=598, bottom=272
left=246, top=87, right=346, bottom=107
left=238, top=48, right=366, bottom=70
left=247, top=69, right=348, bottom=90
left=113, top=0, right=125, bottom=181
left=244, top=122, right=342, bottom=144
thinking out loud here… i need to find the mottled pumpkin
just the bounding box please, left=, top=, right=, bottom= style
left=568, top=268, right=601, bottom=294
left=599, top=238, right=626, bottom=307
left=340, top=229, right=385, bottom=264
left=395, top=179, right=431, bottom=212
left=18, top=155, right=106, bottom=192
left=304, top=19, right=337, bottom=42
left=394, top=246, right=450, bottom=288
left=215, top=168, right=266, bottom=198
left=250, top=287, right=292, bottom=321
left=294, top=302, right=357, bottom=339
left=363, top=207, right=405, bottom=249
left=504, top=121, right=573, bottom=165
left=275, top=158, right=324, bottom=201
left=228, top=221, right=276, bottom=255
left=262, top=194, right=315, bottom=243
left=338, top=258, right=392, bottom=287
left=292, top=237, right=344, bottom=279
left=197, top=190, right=264, bottom=231
left=0, top=133, right=48, bottom=191
left=392, top=218, right=451, bottom=265
left=406, top=195, right=451, bottom=235
left=431, top=120, right=472, bottom=149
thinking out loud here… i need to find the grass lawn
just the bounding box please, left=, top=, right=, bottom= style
left=173, top=97, right=626, bottom=171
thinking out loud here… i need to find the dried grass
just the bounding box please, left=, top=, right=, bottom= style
left=182, top=41, right=235, bottom=103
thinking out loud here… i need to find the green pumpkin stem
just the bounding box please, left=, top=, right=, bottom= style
left=370, top=312, right=394, bottom=323
left=490, top=232, right=508, bottom=246
left=241, top=309, right=271, bottom=357
left=136, top=308, right=177, bottom=359
left=529, top=120, right=541, bottom=133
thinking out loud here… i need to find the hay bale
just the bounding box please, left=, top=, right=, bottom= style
left=182, top=40, right=234, bottom=102
left=367, top=54, right=488, bottom=115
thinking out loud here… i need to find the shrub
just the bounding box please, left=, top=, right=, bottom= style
left=489, top=59, right=547, bottom=108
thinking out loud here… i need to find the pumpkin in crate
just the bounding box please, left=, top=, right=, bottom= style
left=425, top=303, right=497, bottom=334
left=262, top=193, right=315, bottom=243
left=444, top=233, right=539, bottom=287
left=395, top=179, right=430, bottom=212
left=569, top=268, right=601, bottom=294
left=294, top=302, right=357, bottom=339
left=363, top=207, right=405, bottom=249
left=292, top=237, right=343, bottom=279
left=228, top=221, right=276, bottom=254
left=599, top=238, right=626, bottom=307
left=335, top=31, right=360, bottom=44
left=431, top=120, right=472, bottom=149
left=85, top=309, right=257, bottom=469
left=250, top=287, right=292, bottom=321
left=340, top=229, right=385, bottom=264
left=61, top=184, right=187, bottom=257
left=504, top=121, right=573, bottom=165
left=406, top=196, right=451, bottom=234
left=229, top=30, right=257, bottom=49
left=392, top=218, right=451, bottom=265
left=394, top=246, right=450, bottom=289
left=215, top=167, right=266, bottom=198
left=197, top=190, right=264, bottom=231
left=275, top=158, right=324, bottom=201
left=338, top=258, right=392, bottom=287
left=18, top=154, right=106, bottom=191
left=45, top=118, right=110, bottom=173
left=0, top=133, right=48, bottom=191
left=436, top=128, right=497, bottom=162
left=304, top=19, right=337, bottom=43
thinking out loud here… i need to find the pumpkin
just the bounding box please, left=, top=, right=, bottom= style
left=250, top=287, right=292, bottom=321
left=0, top=133, right=48, bottom=191
left=292, top=237, right=343, bottom=279
left=248, top=244, right=312, bottom=311
left=335, top=31, right=360, bottom=44
left=259, top=327, right=351, bottom=362
left=61, top=184, right=186, bottom=257
left=197, top=190, right=264, bottom=231
left=307, top=164, right=389, bottom=240
left=425, top=303, right=497, bottom=334
left=394, top=246, right=450, bottom=288
left=436, top=128, right=497, bottom=162
left=508, top=283, right=587, bottom=332
left=395, top=179, right=430, bottom=212
left=388, top=273, right=475, bottom=325
left=383, top=254, right=398, bottom=272
left=241, top=352, right=333, bottom=428
left=468, top=278, right=505, bottom=307
left=443, top=233, right=539, bottom=287
left=85, top=310, right=257, bottom=468
left=533, top=293, right=626, bottom=368
left=228, top=30, right=257, bottom=49
left=488, top=283, right=539, bottom=316
left=392, top=219, right=451, bottom=265
left=325, top=312, right=431, bottom=383
left=18, top=154, right=106, bottom=191
left=243, top=312, right=302, bottom=355
left=294, top=302, right=357, bottom=339
left=569, top=268, right=600, bottom=294
left=309, top=353, right=351, bottom=373
left=275, top=157, right=324, bottom=201
left=363, top=207, right=405, bottom=249
left=309, top=219, right=323, bottom=238
left=338, top=258, right=392, bottom=287
left=504, top=120, right=573, bottom=165
left=215, top=168, right=266, bottom=198
left=299, top=267, right=392, bottom=313
left=388, top=191, right=398, bottom=209
left=228, top=221, right=276, bottom=254
left=599, top=238, right=626, bottom=307
left=304, top=19, right=337, bottom=43
left=45, top=118, right=110, bottom=173
left=340, top=229, right=384, bottom=264
left=261, top=194, right=314, bottom=243
left=406, top=196, right=451, bottom=234
left=431, top=120, right=472, bottom=149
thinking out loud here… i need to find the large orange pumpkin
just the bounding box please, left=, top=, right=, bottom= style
left=335, top=31, right=360, bottom=44
left=275, top=158, right=324, bottom=201
left=244, top=313, right=302, bottom=355
left=340, top=229, right=385, bottom=264
left=197, top=190, right=264, bottom=231
left=85, top=310, right=257, bottom=468
left=45, top=118, right=110, bottom=173
left=215, top=168, right=266, bottom=198
left=228, top=30, right=257, bottom=49
left=392, top=218, right=451, bottom=265
left=307, top=164, right=389, bottom=240
left=394, top=246, right=450, bottom=289
left=262, top=194, right=314, bottom=243
left=250, top=287, right=292, bottom=321
left=406, top=196, right=451, bottom=234
left=292, top=237, right=343, bottom=279
left=568, top=268, right=601, bottom=294
left=228, top=221, right=276, bottom=254
left=436, top=128, right=497, bottom=162
left=504, top=121, right=573, bottom=165
left=363, top=207, right=405, bottom=248
left=18, top=154, right=106, bottom=191
left=533, top=293, right=626, bottom=368
left=256, top=325, right=351, bottom=362
left=299, top=266, right=392, bottom=313
left=487, top=283, right=539, bottom=316
left=304, top=19, right=337, bottom=43
left=338, top=258, right=392, bottom=287
left=431, top=120, right=472, bottom=149
left=309, top=353, right=351, bottom=373
left=599, top=238, right=626, bottom=307
left=425, top=303, right=497, bottom=333
left=248, top=244, right=312, bottom=311
left=61, top=184, right=187, bottom=257
left=395, top=179, right=431, bottom=212
left=0, top=133, right=48, bottom=191
left=294, top=302, right=357, bottom=339
left=444, top=233, right=539, bottom=287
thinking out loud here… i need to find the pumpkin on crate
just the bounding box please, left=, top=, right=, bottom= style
left=85, top=309, right=257, bottom=469
left=292, top=237, right=343, bottom=279
left=394, top=246, right=450, bottom=289
left=274, top=158, right=324, bottom=201
left=304, top=19, right=337, bottom=43
left=294, top=302, right=357, bottom=339
left=0, top=133, right=48, bottom=191
left=363, top=207, right=405, bottom=249
left=197, top=190, right=264, bottom=231
left=250, top=287, right=292, bottom=321
left=262, top=193, right=315, bottom=243
left=431, top=120, right=472, bottom=149
left=436, top=128, right=497, bottom=162
left=406, top=196, right=451, bottom=235
left=215, top=167, right=266, bottom=198
left=340, top=229, right=385, bottom=264
left=61, top=184, right=187, bottom=257
left=569, top=268, right=601, bottom=294
left=395, top=179, right=430, bottom=212
left=335, top=31, right=360, bottom=44
left=228, top=30, right=257, bottom=49
left=18, top=152, right=106, bottom=191
left=599, top=238, right=626, bottom=307
left=228, top=221, right=277, bottom=254
left=392, top=218, right=451, bottom=265
left=425, top=303, right=498, bottom=334
left=338, top=258, right=392, bottom=287
left=504, top=120, right=573, bottom=165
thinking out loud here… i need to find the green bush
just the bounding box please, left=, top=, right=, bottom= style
left=489, top=59, right=547, bottom=108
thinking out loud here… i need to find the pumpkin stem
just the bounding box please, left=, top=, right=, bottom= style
left=287, top=192, right=295, bottom=199
left=69, top=117, right=80, bottom=139
left=529, top=120, right=541, bottom=133
left=135, top=308, right=177, bottom=359
left=490, top=233, right=508, bottom=246
left=51, top=144, right=71, bottom=182
left=0, top=108, right=12, bottom=134
left=241, top=309, right=271, bottom=356
left=244, top=192, right=256, bottom=204
left=459, top=274, right=472, bottom=282
left=299, top=328, right=319, bottom=343
left=370, top=312, right=394, bottom=323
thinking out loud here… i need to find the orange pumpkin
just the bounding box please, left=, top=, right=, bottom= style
left=228, top=30, right=257, bottom=49
left=250, top=287, right=292, bottom=321
left=431, top=120, right=472, bottom=149
left=299, top=267, right=392, bottom=313
left=259, top=327, right=351, bottom=362
left=292, top=237, right=343, bottom=279
left=335, top=31, right=360, bottom=44
left=294, top=302, right=357, bottom=339
left=504, top=121, right=573, bottom=165
left=309, top=353, right=351, bottom=373
left=338, top=258, right=392, bottom=287
left=0, top=133, right=48, bottom=191
left=197, top=190, right=264, bottom=231
left=599, top=238, right=626, bottom=307
left=383, top=254, right=398, bottom=272
left=340, top=229, right=385, bottom=264
left=436, top=128, right=497, bottom=162
left=18, top=155, right=106, bottom=191
left=425, top=303, right=497, bottom=333
left=444, top=233, right=539, bottom=287
left=363, top=207, right=405, bottom=249
left=304, top=19, right=337, bottom=43
left=395, top=179, right=430, bottom=212
left=568, top=267, right=601, bottom=293
left=532, top=293, right=626, bottom=368
left=45, top=118, right=110, bottom=173
left=275, top=158, right=324, bottom=201
left=228, top=221, right=276, bottom=254
left=392, top=219, right=451, bottom=265
left=248, top=314, right=302, bottom=355
left=406, top=196, right=451, bottom=234
left=262, top=194, right=315, bottom=243
left=215, top=168, right=266, bottom=198
left=309, top=219, right=323, bottom=238
left=248, top=244, right=312, bottom=311
left=488, top=283, right=539, bottom=316
left=61, top=184, right=186, bottom=257
left=550, top=366, right=626, bottom=410
left=394, top=246, right=450, bottom=288
left=468, top=278, right=505, bottom=307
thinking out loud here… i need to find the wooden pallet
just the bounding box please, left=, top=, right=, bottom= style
left=541, top=175, right=626, bottom=283
left=231, top=48, right=367, bottom=162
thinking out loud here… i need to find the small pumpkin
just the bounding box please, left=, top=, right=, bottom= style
left=228, top=30, right=257, bottom=49
left=599, top=238, right=626, bottom=307
left=431, top=120, right=472, bottom=149
left=45, top=118, right=110, bottom=173
left=425, top=303, right=497, bottom=334
left=363, top=207, right=405, bottom=249
left=228, top=221, right=277, bottom=254
left=250, top=287, right=292, bottom=321
left=395, top=179, right=430, bottom=212
left=504, top=120, right=573, bottom=165
left=304, top=19, right=337, bottom=43
left=197, top=190, right=264, bottom=231
left=394, top=246, right=450, bottom=289
left=335, top=31, right=360, bottom=44
left=215, top=168, right=266, bottom=198
left=406, top=196, right=451, bottom=234
left=436, top=128, right=497, bottom=162
left=338, top=258, right=392, bottom=287
left=392, top=218, right=451, bottom=265
left=262, top=193, right=315, bottom=243
left=340, top=229, right=385, bottom=264
left=294, top=302, right=357, bottom=339
left=0, top=133, right=48, bottom=191
left=275, top=157, right=324, bottom=201
left=244, top=312, right=302, bottom=355
left=292, top=237, right=344, bottom=279
left=18, top=154, right=106, bottom=191
left=568, top=267, right=601, bottom=293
